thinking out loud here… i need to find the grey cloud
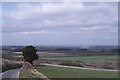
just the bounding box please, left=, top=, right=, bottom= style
left=2, top=2, right=118, bottom=46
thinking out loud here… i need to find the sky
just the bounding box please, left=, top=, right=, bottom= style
left=2, top=2, right=118, bottom=46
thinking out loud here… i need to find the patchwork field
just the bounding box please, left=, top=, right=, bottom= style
left=45, top=50, right=118, bottom=56
left=13, top=50, right=118, bottom=57
left=2, top=50, right=119, bottom=64
left=35, top=66, right=118, bottom=78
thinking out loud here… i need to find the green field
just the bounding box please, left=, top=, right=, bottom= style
left=0, top=50, right=12, bottom=54
left=41, top=56, right=118, bottom=63
left=45, top=50, right=118, bottom=56
left=0, top=50, right=20, bottom=55
left=35, top=66, right=118, bottom=78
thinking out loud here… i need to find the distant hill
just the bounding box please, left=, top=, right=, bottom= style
left=88, top=46, right=118, bottom=51
left=2, top=45, right=118, bottom=52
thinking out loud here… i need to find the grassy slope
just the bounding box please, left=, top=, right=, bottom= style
left=2, top=59, right=22, bottom=72
left=41, top=56, right=118, bottom=63
left=35, top=66, right=118, bottom=78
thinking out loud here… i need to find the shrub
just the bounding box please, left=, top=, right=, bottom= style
left=59, top=61, right=83, bottom=67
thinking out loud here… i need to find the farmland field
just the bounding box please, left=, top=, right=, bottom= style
left=0, top=50, right=12, bottom=54
left=41, top=56, right=118, bottom=63
left=35, top=66, right=118, bottom=78
left=13, top=50, right=118, bottom=57
left=45, top=50, right=118, bottom=56
left=0, top=50, right=19, bottom=55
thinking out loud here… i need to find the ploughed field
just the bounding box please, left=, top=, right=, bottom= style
left=37, top=52, right=72, bottom=57
left=34, top=66, right=118, bottom=78
left=13, top=51, right=72, bottom=57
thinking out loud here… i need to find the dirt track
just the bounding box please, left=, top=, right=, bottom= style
left=41, top=63, right=119, bottom=72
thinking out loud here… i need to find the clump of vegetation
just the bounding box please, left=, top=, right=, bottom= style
left=19, top=68, right=48, bottom=80
left=22, top=45, right=39, bottom=64
left=96, top=60, right=118, bottom=69
left=2, top=59, right=22, bottom=72
left=59, top=61, right=83, bottom=67
left=19, top=69, right=41, bottom=78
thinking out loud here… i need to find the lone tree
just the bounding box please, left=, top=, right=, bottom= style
left=22, top=45, right=39, bottom=64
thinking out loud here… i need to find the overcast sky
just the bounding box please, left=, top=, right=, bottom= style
left=2, top=2, right=118, bottom=46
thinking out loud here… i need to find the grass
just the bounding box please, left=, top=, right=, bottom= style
left=40, top=56, right=118, bottom=63
left=35, top=66, right=118, bottom=78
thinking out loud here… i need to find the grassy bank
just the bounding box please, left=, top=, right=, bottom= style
left=2, top=59, right=22, bottom=72
left=41, top=56, right=118, bottom=63
left=35, top=66, right=118, bottom=78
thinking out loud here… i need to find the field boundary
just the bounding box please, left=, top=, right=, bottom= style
left=41, top=63, right=119, bottom=72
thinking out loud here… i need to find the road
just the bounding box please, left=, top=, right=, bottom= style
left=41, top=63, right=119, bottom=72
left=0, top=68, right=20, bottom=79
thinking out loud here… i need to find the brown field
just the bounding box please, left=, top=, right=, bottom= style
left=14, top=52, right=22, bottom=54
left=37, top=52, right=72, bottom=57
left=14, top=51, right=72, bottom=57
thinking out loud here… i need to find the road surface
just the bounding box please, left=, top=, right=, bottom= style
left=41, top=63, right=119, bottom=72
left=0, top=68, right=20, bottom=79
